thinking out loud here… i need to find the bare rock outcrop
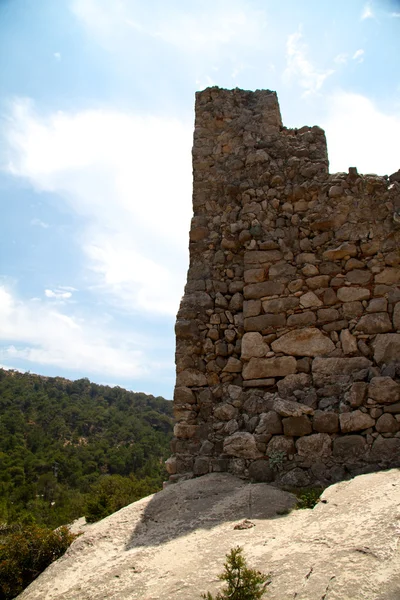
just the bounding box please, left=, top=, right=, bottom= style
left=19, top=470, right=400, bottom=600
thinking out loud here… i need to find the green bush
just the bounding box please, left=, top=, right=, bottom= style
left=201, top=546, right=270, bottom=600
left=84, top=474, right=160, bottom=523
left=0, top=523, right=77, bottom=599
left=295, top=487, right=323, bottom=509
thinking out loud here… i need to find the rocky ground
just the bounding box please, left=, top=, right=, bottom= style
left=19, top=470, right=400, bottom=600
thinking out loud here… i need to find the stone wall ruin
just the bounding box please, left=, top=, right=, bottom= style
left=167, top=87, right=400, bottom=487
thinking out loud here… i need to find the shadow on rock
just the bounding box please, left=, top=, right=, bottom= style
left=125, top=472, right=297, bottom=550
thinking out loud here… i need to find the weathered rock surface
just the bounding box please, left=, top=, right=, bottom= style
left=19, top=471, right=400, bottom=600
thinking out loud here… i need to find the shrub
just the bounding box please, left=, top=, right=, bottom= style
left=201, top=546, right=270, bottom=600
left=0, top=523, right=77, bottom=599
left=295, top=487, right=323, bottom=509
left=84, top=474, right=159, bottom=523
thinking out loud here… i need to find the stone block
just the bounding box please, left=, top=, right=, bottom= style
left=369, top=437, right=400, bottom=462
left=346, top=270, right=371, bottom=284
left=193, top=457, right=210, bottom=475
left=339, top=410, right=375, bottom=433
left=173, top=423, right=199, bottom=439
left=243, top=300, right=262, bottom=318
left=277, top=373, right=311, bottom=398
left=255, top=411, right=282, bottom=434
left=176, top=369, right=207, bottom=387
left=333, top=435, right=367, bottom=460
left=267, top=435, right=295, bottom=457
left=213, top=403, right=239, bottom=421
left=244, top=250, right=283, bottom=264
left=300, top=291, right=323, bottom=308
left=312, top=411, right=339, bottom=433
left=375, top=414, right=399, bottom=433
left=312, top=357, right=372, bottom=376
left=346, top=382, right=368, bottom=407
left=244, top=313, right=286, bottom=331
left=244, top=268, right=266, bottom=283
left=174, top=386, right=196, bottom=405
left=280, top=468, right=310, bottom=487
left=373, top=334, right=400, bottom=364
left=287, top=311, right=317, bottom=326
left=340, top=329, right=358, bottom=355
left=222, top=357, right=242, bottom=373
left=394, top=302, right=400, bottom=330
left=244, top=282, right=285, bottom=299
left=355, top=313, right=393, bottom=334
left=242, top=356, right=297, bottom=379
left=262, top=297, right=300, bottom=313
left=337, top=288, right=370, bottom=302
left=383, top=402, right=400, bottom=414
left=295, top=433, right=332, bottom=458
left=282, top=416, right=312, bottom=436
left=323, top=243, right=357, bottom=260
left=243, top=378, right=275, bottom=388
left=367, top=298, right=388, bottom=313
left=223, top=432, right=263, bottom=459
left=306, top=275, right=330, bottom=289
left=375, top=268, right=400, bottom=285
left=317, top=308, right=340, bottom=322
left=248, top=460, right=275, bottom=482
left=342, top=301, right=363, bottom=318
left=241, top=332, right=268, bottom=360
left=272, top=398, right=314, bottom=417
left=368, top=377, right=400, bottom=404
left=271, top=328, right=335, bottom=357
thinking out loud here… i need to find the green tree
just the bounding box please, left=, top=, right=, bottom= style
left=202, top=547, right=270, bottom=600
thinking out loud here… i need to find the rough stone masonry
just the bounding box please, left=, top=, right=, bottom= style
left=167, top=87, right=400, bottom=487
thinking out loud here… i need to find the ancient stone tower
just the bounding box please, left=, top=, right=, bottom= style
left=167, top=87, right=400, bottom=487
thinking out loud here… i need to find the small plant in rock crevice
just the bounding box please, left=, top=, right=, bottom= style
left=201, top=546, right=270, bottom=600
left=295, top=487, right=323, bottom=510
left=267, top=451, right=286, bottom=472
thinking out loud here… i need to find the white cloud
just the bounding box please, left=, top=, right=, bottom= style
left=361, top=2, right=374, bottom=19
left=334, top=53, right=348, bottom=65
left=352, top=49, right=365, bottom=63
left=44, top=289, right=72, bottom=300
left=3, top=100, right=193, bottom=316
left=152, top=5, right=267, bottom=54
left=323, top=91, right=400, bottom=175
left=70, top=0, right=268, bottom=56
left=0, top=285, right=148, bottom=378
left=283, top=30, right=335, bottom=97
left=53, top=52, right=61, bottom=60
left=31, top=217, right=49, bottom=228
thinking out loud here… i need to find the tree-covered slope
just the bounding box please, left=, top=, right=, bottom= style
left=0, top=369, right=173, bottom=527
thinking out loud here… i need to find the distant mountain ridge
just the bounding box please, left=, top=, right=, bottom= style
left=0, top=368, right=173, bottom=528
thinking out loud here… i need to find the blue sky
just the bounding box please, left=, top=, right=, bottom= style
left=0, top=0, right=399, bottom=398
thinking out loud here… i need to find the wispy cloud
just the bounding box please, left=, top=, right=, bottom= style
left=0, top=285, right=148, bottom=378
left=31, top=217, right=49, bottom=228
left=3, top=99, right=192, bottom=316
left=70, top=0, right=268, bottom=58
left=353, top=49, right=365, bottom=63
left=283, top=30, right=334, bottom=96
left=44, top=288, right=72, bottom=300
left=361, top=2, right=374, bottom=19
left=334, top=53, right=348, bottom=65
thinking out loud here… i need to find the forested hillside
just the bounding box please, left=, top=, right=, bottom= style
left=0, top=369, right=173, bottom=527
